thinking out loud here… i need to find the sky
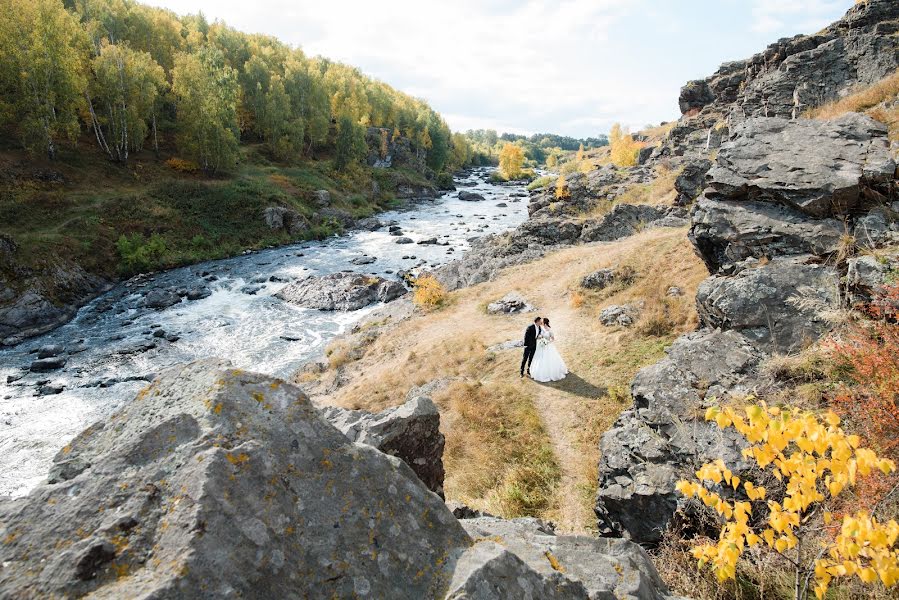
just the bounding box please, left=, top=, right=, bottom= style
left=142, top=0, right=853, bottom=138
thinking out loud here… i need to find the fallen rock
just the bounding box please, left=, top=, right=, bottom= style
left=599, top=305, right=637, bottom=327
left=320, top=396, right=446, bottom=497
left=486, top=292, right=535, bottom=314
left=276, top=272, right=406, bottom=311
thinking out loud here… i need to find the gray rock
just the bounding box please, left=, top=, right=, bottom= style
left=36, top=344, right=64, bottom=359
left=276, top=272, right=406, bottom=311
left=320, top=396, right=446, bottom=497
left=581, top=269, right=616, bottom=290
left=689, top=197, right=844, bottom=272
left=853, top=208, right=899, bottom=248
left=599, top=305, right=637, bottom=327
left=314, top=189, right=331, bottom=207
left=460, top=517, right=679, bottom=599
left=705, top=114, right=895, bottom=218
left=417, top=238, right=439, bottom=245
left=678, top=79, right=715, bottom=114
left=356, top=217, right=383, bottom=231
left=350, top=256, right=377, bottom=265
left=394, top=237, right=414, bottom=245
left=666, top=287, right=683, bottom=297
left=580, top=205, right=669, bottom=243
left=846, top=253, right=898, bottom=303
left=696, top=256, right=840, bottom=353
left=29, top=357, right=66, bottom=372
left=458, top=191, right=486, bottom=202
left=486, top=292, right=535, bottom=314
left=141, top=289, right=181, bottom=310
left=595, top=329, right=763, bottom=544
left=185, top=287, right=211, bottom=301
left=674, top=159, right=712, bottom=206
left=0, top=360, right=472, bottom=599
left=36, top=383, right=64, bottom=396
left=486, top=339, right=524, bottom=352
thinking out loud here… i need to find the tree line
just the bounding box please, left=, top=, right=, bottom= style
left=0, top=0, right=472, bottom=174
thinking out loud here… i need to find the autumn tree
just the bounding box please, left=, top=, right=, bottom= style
left=0, top=0, right=87, bottom=158
left=498, top=142, right=525, bottom=179
left=171, top=46, right=240, bottom=173
left=86, top=42, right=166, bottom=162
left=609, top=123, right=641, bottom=167
left=555, top=174, right=569, bottom=199
left=575, top=142, right=585, bottom=162
left=334, top=114, right=366, bottom=171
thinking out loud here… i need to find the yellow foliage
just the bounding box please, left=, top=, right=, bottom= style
left=555, top=173, right=570, bottom=199
left=498, top=143, right=525, bottom=180
left=165, top=157, right=199, bottom=173
left=677, top=402, right=899, bottom=598
left=609, top=123, right=643, bottom=168
left=412, top=274, right=447, bottom=308
left=575, top=143, right=585, bottom=162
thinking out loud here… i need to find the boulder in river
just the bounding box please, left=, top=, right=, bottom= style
left=394, top=237, right=413, bottom=245
left=276, top=272, right=406, bottom=311
left=36, top=344, right=64, bottom=359
left=141, top=289, right=181, bottom=310
left=458, top=191, right=486, bottom=202
left=29, top=357, right=66, bottom=372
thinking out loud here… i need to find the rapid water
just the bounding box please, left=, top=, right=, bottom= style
left=0, top=169, right=529, bottom=497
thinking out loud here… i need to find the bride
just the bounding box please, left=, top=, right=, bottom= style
left=530, top=318, right=568, bottom=382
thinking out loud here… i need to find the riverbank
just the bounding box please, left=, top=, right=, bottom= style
left=0, top=142, right=442, bottom=346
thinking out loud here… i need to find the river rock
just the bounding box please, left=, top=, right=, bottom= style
left=36, top=344, right=64, bottom=359
left=185, top=286, right=211, bottom=301
left=356, top=217, right=383, bottom=231
left=458, top=191, right=486, bottom=202
left=696, top=256, right=840, bottom=353
left=29, top=357, right=66, bottom=372
left=394, top=237, right=413, bottom=244
left=689, top=197, right=844, bottom=272
left=486, top=292, right=535, bottom=314
left=417, top=238, right=438, bottom=245
left=705, top=114, right=895, bottom=218
left=319, top=396, right=445, bottom=497
left=276, top=272, right=406, bottom=311
left=350, top=256, right=377, bottom=265
left=141, top=289, right=181, bottom=310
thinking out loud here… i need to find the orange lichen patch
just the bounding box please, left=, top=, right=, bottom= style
left=284, top=526, right=294, bottom=535
left=251, top=392, right=264, bottom=403
left=320, top=459, right=333, bottom=470
left=269, top=380, right=282, bottom=390
left=113, top=562, right=130, bottom=578
left=3, top=531, right=19, bottom=544
left=544, top=550, right=566, bottom=573
left=213, top=403, right=223, bottom=414
left=61, top=444, right=72, bottom=454
left=225, top=453, right=250, bottom=466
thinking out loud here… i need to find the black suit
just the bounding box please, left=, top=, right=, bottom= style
left=521, top=324, right=539, bottom=376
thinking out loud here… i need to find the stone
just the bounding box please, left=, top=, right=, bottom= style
left=637, top=145, right=655, bottom=165
left=595, top=329, right=763, bottom=544
left=705, top=114, right=895, bottom=218
left=36, top=383, right=64, bottom=396
left=141, top=289, right=181, bottom=310
left=853, top=208, right=899, bottom=247
left=276, top=272, right=406, bottom=311
left=689, top=197, right=844, bottom=273
left=313, top=189, right=331, bottom=207
left=417, top=238, right=439, bottom=245
left=350, top=256, right=377, bottom=265
left=599, top=305, right=637, bottom=327
left=666, top=287, right=683, bottom=297
left=36, top=344, right=64, bottom=359
left=319, top=396, right=446, bottom=497
left=696, top=256, right=840, bottom=353
left=29, top=357, right=66, bottom=372
left=678, top=79, right=715, bottom=114
left=152, top=329, right=167, bottom=339
left=394, top=237, right=414, bottom=245
left=486, top=292, right=535, bottom=314
left=580, top=269, right=616, bottom=290
left=673, top=159, right=711, bottom=205
left=0, top=360, right=472, bottom=599
left=486, top=339, right=524, bottom=352
left=580, top=205, right=669, bottom=243
left=458, top=191, right=486, bottom=202
left=356, top=217, right=383, bottom=231
left=846, top=253, right=898, bottom=303
left=185, top=287, right=211, bottom=301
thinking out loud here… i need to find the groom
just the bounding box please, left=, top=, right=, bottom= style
left=520, top=316, right=542, bottom=378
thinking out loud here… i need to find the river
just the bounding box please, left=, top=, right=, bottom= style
left=0, top=168, right=529, bottom=498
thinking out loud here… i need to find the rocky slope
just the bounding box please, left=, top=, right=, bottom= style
left=0, top=360, right=678, bottom=599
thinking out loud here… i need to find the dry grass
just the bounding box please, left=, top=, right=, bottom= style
left=297, top=227, right=708, bottom=531
left=806, top=68, right=899, bottom=139
left=586, top=163, right=682, bottom=219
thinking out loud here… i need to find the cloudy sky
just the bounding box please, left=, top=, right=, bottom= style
left=143, top=0, right=851, bottom=138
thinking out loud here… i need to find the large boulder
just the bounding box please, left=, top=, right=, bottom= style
left=486, top=292, right=535, bottom=314
left=276, top=272, right=406, bottom=311
left=705, top=114, right=895, bottom=218
left=678, top=80, right=715, bottom=114
left=696, top=256, right=840, bottom=353
left=141, top=288, right=182, bottom=310
left=580, top=205, right=670, bottom=243
left=673, top=159, right=712, bottom=206
left=689, top=197, right=844, bottom=272
left=595, top=329, right=763, bottom=544
left=0, top=360, right=470, bottom=598
left=319, top=396, right=446, bottom=497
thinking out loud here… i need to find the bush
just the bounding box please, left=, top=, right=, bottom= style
left=165, top=157, right=199, bottom=174
left=116, top=233, right=167, bottom=273
left=526, top=175, right=555, bottom=191
left=412, top=274, right=447, bottom=308
left=435, top=171, right=455, bottom=190
left=609, top=123, right=643, bottom=167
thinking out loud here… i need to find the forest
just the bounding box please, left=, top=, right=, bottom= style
left=0, top=0, right=471, bottom=175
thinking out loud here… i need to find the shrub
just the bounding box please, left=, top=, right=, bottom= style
left=498, top=143, right=525, bottom=179
left=165, top=157, right=199, bottom=174
left=609, top=123, right=643, bottom=167
left=435, top=171, right=455, bottom=190
left=412, top=274, right=447, bottom=308
left=677, top=402, right=899, bottom=599
left=555, top=173, right=570, bottom=199
left=116, top=233, right=167, bottom=273
left=527, top=175, right=555, bottom=191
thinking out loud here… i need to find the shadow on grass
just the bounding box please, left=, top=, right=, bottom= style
left=537, top=372, right=607, bottom=399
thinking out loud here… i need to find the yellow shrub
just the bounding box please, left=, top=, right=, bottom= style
left=165, top=157, right=199, bottom=174
left=499, top=143, right=525, bottom=180
left=412, top=274, right=447, bottom=308
left=555, top=173, right=570, bottom=199
left=609, top=123, right=643, bottom=168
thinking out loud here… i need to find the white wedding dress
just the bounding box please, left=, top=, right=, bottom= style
left=530, top=327, right=568, bottom=382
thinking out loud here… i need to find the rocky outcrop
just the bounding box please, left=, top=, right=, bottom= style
left=275, top=272, right=406, bottom=311
left=263, top=206, right=308, bottom=236
left=320, top=396, right=446, bottom=497
left=0, top=360, right=677, bottom=599
left=486, top=292, right=536, bottom=314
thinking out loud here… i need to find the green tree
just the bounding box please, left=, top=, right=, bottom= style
left=334, top=114, right=366, bottom=171
left=171, top=46, right=240, bottom=173
left=86, top=41, right=166, bottom=162
left=0, top=0, right=87, bottom=158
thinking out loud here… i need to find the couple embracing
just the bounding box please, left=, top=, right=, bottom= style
left=520, top=316, right=568, bottom=382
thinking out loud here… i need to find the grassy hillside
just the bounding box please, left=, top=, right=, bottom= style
left=296, top=226, right=709, bottom=532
